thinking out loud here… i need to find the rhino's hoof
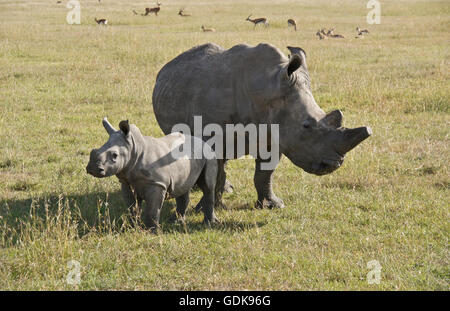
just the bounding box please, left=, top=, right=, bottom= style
left=174, top=214, right=186, bottom=224
left=255, top=197, right=285, bottom=209
left=204, top=216, right=220, bottom=226
left=149, top=226, right=161, bottom=235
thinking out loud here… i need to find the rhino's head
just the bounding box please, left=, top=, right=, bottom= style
left=86, top=118, right=140, bottom=178
left=259, top=46, right=372, bottom=175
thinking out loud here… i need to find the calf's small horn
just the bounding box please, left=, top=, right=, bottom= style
left=102, top=117, right=116, bottom=135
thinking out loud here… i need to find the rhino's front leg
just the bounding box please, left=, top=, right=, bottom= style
left=142, top=184, right=166, bottom=232
left=254, top=157, right=285, bottom=209
left=121, top=182, right=142, bottom=217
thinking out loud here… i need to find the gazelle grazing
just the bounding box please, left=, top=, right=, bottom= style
left=246, top=14, right=268, bottom=29
left=287, top=19, right=297, bottom=31
left=201, top=25, right=215, bottom=32
left=356, top=26, right=369, bottom=35
left=95, top=18, right=108, bottom=25
left=178, top=8, right=191, bottom=17
left=143, top=2, right=161, bottom=16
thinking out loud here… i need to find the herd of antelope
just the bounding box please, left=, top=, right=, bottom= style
left=83, top=2, right=371, bottom=38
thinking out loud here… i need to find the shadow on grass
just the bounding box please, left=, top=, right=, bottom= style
left=0, top=191, right=263, bottom=245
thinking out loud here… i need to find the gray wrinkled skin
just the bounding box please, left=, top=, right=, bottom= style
left=152, top=43, right=371, bottom=209
left=86, top=118, right=218, bottom=230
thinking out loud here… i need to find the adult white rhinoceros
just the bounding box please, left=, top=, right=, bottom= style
left=152, top=43, right=371, bottom=209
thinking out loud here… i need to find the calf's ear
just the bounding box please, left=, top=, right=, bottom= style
left=119, top=120, right=130, bottom=135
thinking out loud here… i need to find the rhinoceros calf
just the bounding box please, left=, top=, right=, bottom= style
left=86, top=118, right=219, bottom=230
left=152, top=43, right=372, bottom=209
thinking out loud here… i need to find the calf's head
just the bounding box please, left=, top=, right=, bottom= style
left=86, top=118, right=137, bottom=178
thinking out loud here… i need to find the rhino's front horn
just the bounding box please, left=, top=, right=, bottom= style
left=337, top=127, right=372, bottom=155
left=102, top=117, right=117, bottom=135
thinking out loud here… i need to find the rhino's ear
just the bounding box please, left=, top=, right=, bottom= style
left=287, top=54, right=302, bottom=76
left=119, top=120, right=130, bottom=136
left=323, top=110, right=343, bottom=128
left=287, top=46, right=306, bottom=59
left=287, top=46, right=307, bottom=71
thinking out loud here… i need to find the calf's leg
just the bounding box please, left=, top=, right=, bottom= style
left=175, top=192, right=190, bottom=222
left=196, top=160, right=219, bottom=224
left=121, top=182, right=142, bottom=224
left=142, top=185, right=166, bottom=232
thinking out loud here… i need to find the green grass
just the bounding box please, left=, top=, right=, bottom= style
left=0, top=0, right=449, bottom=290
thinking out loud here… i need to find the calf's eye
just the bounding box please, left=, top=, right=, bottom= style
left=302, top=120, right=311, bottom=129
left=111, top=153, right=118, bottom=161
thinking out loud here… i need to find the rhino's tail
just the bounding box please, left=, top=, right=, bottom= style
left=194, top=158, right=227, bottom=213
left=214, top=159, right=227, bottom=209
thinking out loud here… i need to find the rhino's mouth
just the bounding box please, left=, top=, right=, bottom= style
left=86, top=164, right=106, bottom=178
left=309, top=157, right=344, bottom=176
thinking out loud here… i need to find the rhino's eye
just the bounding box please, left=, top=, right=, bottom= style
left=302, top=118, right=316, bottom=129
left=111, top=152, right=118, bottom=162
left=302, top=120, right=311, bottom=129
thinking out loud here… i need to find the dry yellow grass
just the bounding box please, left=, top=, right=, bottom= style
left=0, top=0, right=448, bottom=290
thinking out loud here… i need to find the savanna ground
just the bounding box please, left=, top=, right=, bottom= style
left=0, top=0, right=448, bottom=290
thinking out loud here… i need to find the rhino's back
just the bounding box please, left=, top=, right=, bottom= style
left=152, top=43, right=286, bottom=135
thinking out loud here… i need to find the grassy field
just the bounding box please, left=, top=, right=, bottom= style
left=0, top=0, right=448, bottom=290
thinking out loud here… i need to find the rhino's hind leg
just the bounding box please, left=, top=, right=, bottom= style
left=142, top=185, right=166, bottom=232
left=175, top=192, right=190, bottom=223
left=195, top=160, right=219, bottom=224
left=254, top=157, right=285, bottom=209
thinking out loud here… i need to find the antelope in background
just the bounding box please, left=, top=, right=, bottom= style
left=287, top=19, right=297, bottom=31
left=329, top=32, right=345, bottom=38
left=320, top=28, right=328, bottom=37
left=178, top=8, right=191, bottom=17
left=356, top=26, right=369, bottom=35
left=201, top=25, right=215, bottom=32
left=143, top=2, right=161, bottom=16
left=246, top=14, right=268, bottom=29
left=95, top=18, right=108, bottom=25
left=320, top=28, right=345, bottom=39
left=316, top=30, right=327, bottom=40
